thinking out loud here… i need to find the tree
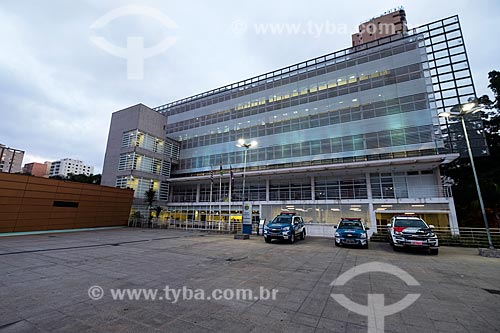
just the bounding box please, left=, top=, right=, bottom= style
left=50, top=173, right=102, bottom=184
left=154, top=206, right=163, bottom=220
left=442, top=70, right=500, bottom=227
left=144, top=187, right=156, bottom=222
left=488, top=70, right=500, bottom=109
left=478, top=93, right=500, bottom=157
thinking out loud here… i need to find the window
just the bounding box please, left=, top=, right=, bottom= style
left=122, top=130, right=165, bottom=153
left=116, top=176, right=160, bottom=199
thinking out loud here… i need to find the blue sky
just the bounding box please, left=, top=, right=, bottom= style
left=1, top=0, right=499, bottom=173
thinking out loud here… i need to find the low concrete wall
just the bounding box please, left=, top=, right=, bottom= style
left=0, top=173, right=134, bottom=233
left=305, top=223, right=378, bottom=238
left=305, top=223, right=335, bottom=238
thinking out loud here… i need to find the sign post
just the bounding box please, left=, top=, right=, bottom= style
left=242, top=203, right=252, bottom=235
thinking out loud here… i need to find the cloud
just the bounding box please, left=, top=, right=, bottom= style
left=0, top=0, right=499, bottom=176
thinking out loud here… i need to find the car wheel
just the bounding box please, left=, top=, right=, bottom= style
left=264, top=236, right=271, bottom=243
left=429, top=248, right=439, bottom=255
left=363, top=243, right=369, bottom=249
left=335, top=240, right=340, bottom=247
left=301, top=229, right=306, bottom=240
left=289, top=233, right=295, bottom=244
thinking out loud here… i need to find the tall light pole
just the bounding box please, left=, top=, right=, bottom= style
left=237, top=138, right=257, bottom=235
left=439, top=101, right=494, bottom=249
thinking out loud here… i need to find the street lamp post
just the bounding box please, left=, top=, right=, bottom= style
left=237, top=139, right=257, bottom=235
left=439, top=102, right=494, bottom=249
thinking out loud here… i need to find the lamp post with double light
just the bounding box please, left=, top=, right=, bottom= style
left=237, top=139, right=257, bottom=235
left=439, top=101, right=494, bottom=249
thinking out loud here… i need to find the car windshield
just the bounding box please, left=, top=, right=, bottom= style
left=271, top=216, right=292, bottom=224
left=394, top=219, right=427, bottom=228
left=339, top=221, right=363, bottom=229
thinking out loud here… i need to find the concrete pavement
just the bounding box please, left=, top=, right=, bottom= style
left=0, top=228, right=499, bottom=332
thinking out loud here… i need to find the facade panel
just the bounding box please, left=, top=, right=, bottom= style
left=0, top=173, right=134, bottom=233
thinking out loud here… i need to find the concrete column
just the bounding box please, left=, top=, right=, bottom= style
left=196, top=183, right=200, bottom=203
left=434, top=167, right=443, bottom=196
left=265, top=178, right=270, bottom=202
left=368, top=203, right=377, bottom=237
left=366, top=173, right=377, bottom=236
left=366, top=172, right=373, bottom=200
left=447, top=197, right=460, bottom=236
left=311, top=176, right=315, bottom=201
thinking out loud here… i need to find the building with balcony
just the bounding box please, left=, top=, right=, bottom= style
left=48, top=158, right=94, bottom=178
left=102, top=12, right=484, bottom=234
left=0, top=144, right=24, bottom=174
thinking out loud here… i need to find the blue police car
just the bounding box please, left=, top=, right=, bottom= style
left=334, top=218, right=369, bottom=248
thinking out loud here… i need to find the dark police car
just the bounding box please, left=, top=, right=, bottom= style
left=264, top=212, right=306, bottom=244
left=334, top=218, right=369, bottom=248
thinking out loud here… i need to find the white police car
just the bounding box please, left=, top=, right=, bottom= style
left=387, top=215, right=439, bottom=255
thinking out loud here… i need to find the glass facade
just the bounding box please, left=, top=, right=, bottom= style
left=118, top=152, right=170, bottom=177
left=115, top=129, right=179, bottom=201
left=154, top=15, right=483, bottom=180
left=116, top=176, right=160, bottom=200
left=122, top=130, right=165, bottom=153
left=107, top=15, right=478, bottom=232
left=169, top=170, right=442, bottom=203
left=164, top=42, right=438, bottom=175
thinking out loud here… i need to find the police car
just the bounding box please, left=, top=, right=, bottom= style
left=387, top=215, right=439, bottom=255
left=263, top=212, right=306, bottom=244
left=334, top=218, right=369, bottom=248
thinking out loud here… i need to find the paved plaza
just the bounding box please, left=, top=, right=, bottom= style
left=0, top=228, right=499, bottom=332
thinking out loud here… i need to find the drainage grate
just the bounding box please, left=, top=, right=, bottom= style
left=483, top=288, right=500, bottom=295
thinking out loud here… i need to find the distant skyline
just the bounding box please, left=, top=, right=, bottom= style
left=1, top=0, right=499, bottom=173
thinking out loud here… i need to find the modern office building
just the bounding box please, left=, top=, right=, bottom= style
left=22, top=162, right=49, bottom=177
left=102, top=12, right=483, bottom=233
left=0, top=144, right=24, bottom=174
left=48, top=158, right=94, bottom=178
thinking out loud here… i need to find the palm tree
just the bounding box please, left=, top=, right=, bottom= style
left=155, top=206, right=163, bottom=221
left=144, top=187, right=156, bottom=223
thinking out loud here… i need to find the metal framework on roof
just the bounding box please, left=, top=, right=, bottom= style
left=153, top=15, right=476, bottom=121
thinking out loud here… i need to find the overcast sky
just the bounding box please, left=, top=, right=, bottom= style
left=1, top=0, right=499, bottom=173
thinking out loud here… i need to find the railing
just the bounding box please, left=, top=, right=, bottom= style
left=128, top=217, right=500, bottom=248
left=371, top=185, right=452, bottom=199
left=170, top=185, right=453, bottom=204
left=128, top=217, right=246, bottom=234
left=371, top=225, right=500, bottom=248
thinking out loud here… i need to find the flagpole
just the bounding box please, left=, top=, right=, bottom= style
left=218, top=162, right=222, bottom=231
left=209, top=166, right=213, bottom=231
left=228, top=166, right=232, bottom=232
left=209, top=182, right=212, bottom=230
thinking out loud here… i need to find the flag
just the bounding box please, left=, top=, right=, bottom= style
left=210, top=166, right=213, bottom=184
left=219, top=161, right=223, bottom=176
